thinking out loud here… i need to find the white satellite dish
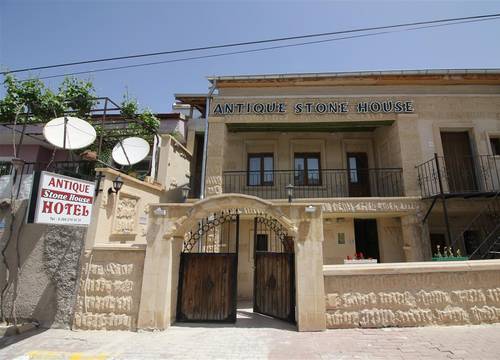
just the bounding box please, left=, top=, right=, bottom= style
left=112, top=137, right=150, bottom=166
left=43, top=116, right=96, bottom=150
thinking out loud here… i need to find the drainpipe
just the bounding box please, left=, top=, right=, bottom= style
left=199, top=80, right=217, bottom=199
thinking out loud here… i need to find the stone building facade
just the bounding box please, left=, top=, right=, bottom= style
left=144, top=69, right=499, bottom=331
left=5, top=70, right=499, bottom=332
left=188, top=70, right=499, bottom=265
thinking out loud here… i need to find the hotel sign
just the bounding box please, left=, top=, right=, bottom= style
left=213, top=99, right=414, bottom=115
left=27, top=171, right=95, bottom=226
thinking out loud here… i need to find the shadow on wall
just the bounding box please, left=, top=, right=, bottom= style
left=0, top=199, right=86, bottom=329
left=160, top=182, right=190, bottom=203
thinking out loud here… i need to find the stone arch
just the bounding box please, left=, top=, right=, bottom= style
left=165, top=194, right=297, bottom=240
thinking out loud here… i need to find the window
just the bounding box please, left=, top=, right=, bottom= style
left=294, top=153, right=321, bottom=185
left=348, top=156, right=359, bottom=183
left=490, top=137, right=500, bottom=156
left=255, top=234, right=268, bottom=252
left=247, top=153, right=274, bottom=186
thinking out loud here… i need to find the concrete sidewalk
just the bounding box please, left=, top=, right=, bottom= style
left=1, top=308, right=500, bottom=359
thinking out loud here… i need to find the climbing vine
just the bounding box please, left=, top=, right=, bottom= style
left=120, top=96, right=160, bottom=142
left=0, top=75, right=160, bottom=160
left=0, top=74, right=95, bottom=123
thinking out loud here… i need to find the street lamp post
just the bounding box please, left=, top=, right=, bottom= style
left=286, top=183, right=294, bottom=203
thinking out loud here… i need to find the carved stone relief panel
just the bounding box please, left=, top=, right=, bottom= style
left=73, top=250, right=145, bottom=330
left=112, top=193, right=139, bottom=236
left=325, top=269, right=500, bottom=329
left=321, top=199, right=422, bottom=214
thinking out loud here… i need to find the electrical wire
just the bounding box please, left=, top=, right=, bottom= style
left=3, top=12, right=500, bottom=76
left=21, top=16, right=500, bottom=81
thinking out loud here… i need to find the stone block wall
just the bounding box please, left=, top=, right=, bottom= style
left=73, top=249, right=145, bottom=331
left=324, top=260, right=500, bottom=328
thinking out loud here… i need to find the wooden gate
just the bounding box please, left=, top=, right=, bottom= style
left=177, top=211, right=239, bottom=322
left=253, top=216, right=295, bottom=323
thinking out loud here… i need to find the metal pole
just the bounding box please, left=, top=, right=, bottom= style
left=435, top=153, right=452, bottom=246
left=199, top=80, right=217, bottom=199
left=98, top=98, right=107, bottom=159
left=63, top=116, right=68, bottom=150
left=150, top=134, right=159, bottom=181
left=118, top=140, right=132, bottom=166
left=15, top=113, right=28, bottom=158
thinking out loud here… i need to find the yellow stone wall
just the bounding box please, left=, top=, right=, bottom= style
left=85, top=168, right=164, bottom=248
left=324, top=260, right=500, bottom=328
left=73, top=249, right=145, bottom=331
left=322, top=218, right=356, bottom=265
left=237, top=218, right=254, bottom=300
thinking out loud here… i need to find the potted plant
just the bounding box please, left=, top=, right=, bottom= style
left=343, top=252, right=378, bottom=264
left=432, top=245, right=468, bottom=261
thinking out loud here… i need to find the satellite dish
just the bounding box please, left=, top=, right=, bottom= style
left=112, top=137, right=150, bottom=166
left=44, top=116, right=96, bottom=150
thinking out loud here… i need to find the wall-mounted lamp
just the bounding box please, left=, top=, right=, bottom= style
left=286, top=183, right=294, bottom=203
left=305, top=205, right=316, bottom=213
left=181, top=184, right=190, bottom=202
left=153, top=207, right=167, bottom=216
left=108, top=175, right=124, bottom=195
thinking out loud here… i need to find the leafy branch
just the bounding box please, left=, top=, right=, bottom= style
left=0, top=74, right=95, bottom=123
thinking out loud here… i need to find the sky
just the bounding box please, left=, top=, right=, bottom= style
left=1, top=0, right=500, bottom=113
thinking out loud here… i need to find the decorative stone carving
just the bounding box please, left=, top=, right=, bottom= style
left=416, top=290, right=450, bottom=306
left=487, top=288, right=500, bottom=303
left=342, top=292, right=377, bottom=308
left=378, top=291, right=416, bottom=307
left=164, top=194, right=298, bottom=239
left=470, top=306, right=500, bottom=322
left=322, top=199, right=422, bottom=214
left=113, top=194, right=138, bottom=235
left=324, top=267, right=500, bottom=329
left=452, top=289, right=487, bottom=304
left=205, top=175, right=223, bottom=195
left=73, top=250, right=145, bottom=331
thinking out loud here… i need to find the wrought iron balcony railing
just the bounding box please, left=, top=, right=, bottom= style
left=222, top=168, right=404, bottom=199
left=416, top=154, right=500, bottom=198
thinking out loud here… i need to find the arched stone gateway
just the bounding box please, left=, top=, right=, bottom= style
left=137, top=194, right=327, bottom=332
left=175, top=208, right=297, bottom=324
left=163, top=194, right=298, bottom=240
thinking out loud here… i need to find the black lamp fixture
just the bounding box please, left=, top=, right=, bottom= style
left=108, top=175, right=124, bottom=195
left=181, top=184, right=191, bottom=202
left=94, top=172, right=105, bottom=196
left=286, top=183, right=294, bottom=203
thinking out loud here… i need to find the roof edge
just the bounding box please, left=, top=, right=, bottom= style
left=207, top=68, right=500, bottom=83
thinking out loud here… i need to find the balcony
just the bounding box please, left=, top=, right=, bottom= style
left=222, top=168, right=404, bottom=199
left=416, top=155, right=500, bottom=198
